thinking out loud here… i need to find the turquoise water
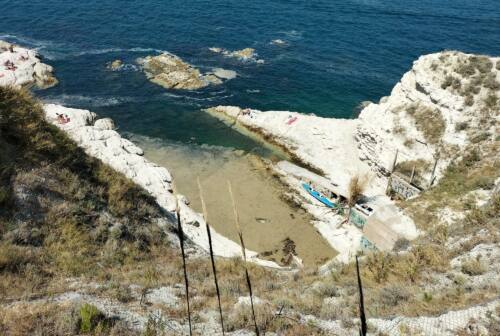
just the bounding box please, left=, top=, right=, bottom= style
left=2, top=0, right=499, bottom=151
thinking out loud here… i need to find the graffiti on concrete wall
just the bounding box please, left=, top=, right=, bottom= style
left=349, top=208, right=367, bottom=229
left=390, top=175, right=421, bottom=199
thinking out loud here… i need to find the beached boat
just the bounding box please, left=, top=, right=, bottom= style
left=302, top=183, right=337, bottom=208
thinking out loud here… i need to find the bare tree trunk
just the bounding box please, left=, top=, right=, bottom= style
left=228, top=180, right=260, bottom=336
left=198, top=177, right=225, bottom=336
left=356, top=256, right=367, bottom=336
left=175, top=199, right=193, bottom=336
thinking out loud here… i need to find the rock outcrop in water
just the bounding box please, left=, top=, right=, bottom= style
left=0, top=41, right=276, bottom=266
left=209, top=47, right=264, bottom=63
left=137, top=53, right=232, bottom=90
left=0, top=40, right=57, bottom=88
left=107, top=59, right=123, bottom=71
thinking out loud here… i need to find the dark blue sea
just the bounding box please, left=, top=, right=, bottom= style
left=2, top=0, right=500, bottom=151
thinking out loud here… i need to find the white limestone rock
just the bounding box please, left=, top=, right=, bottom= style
left=42, top=103, right=281, bottom=268
left=206, top=52, right=500, bottom=194
left=0, top=40, right=57, bottom=89
left=356, top=51, right=500, bottom=182
left=94, top=118, right=115, bottom=130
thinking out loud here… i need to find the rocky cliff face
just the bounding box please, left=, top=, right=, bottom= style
left=356, top=51, right=499, bottom=184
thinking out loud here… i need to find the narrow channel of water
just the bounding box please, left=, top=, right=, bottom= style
left=131, top=135, right=337, bottom=266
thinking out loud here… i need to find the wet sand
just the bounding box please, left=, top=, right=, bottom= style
left=131, top=135, right=337, bottom=266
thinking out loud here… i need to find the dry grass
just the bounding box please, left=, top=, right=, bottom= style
left=0, top=86, right=170, bottom=304
left=394, top=159, right=431, bottom=188
left=461, top=258, right=487, bottom=276
left=347, top=174, right=368, bottom=207
left=405, top=103, right=445, bottom=144
left=1, top=85, right=499, bottom=334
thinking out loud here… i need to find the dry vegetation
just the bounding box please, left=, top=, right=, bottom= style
left=0, top=87, right=175, bottom=334
left=394, top=159, right=431, bottom=189
left=0, top=86, right=498, bottom=335
left=405, top=103, right=446, bottom=144
left=0, top=87, right=339, bottom=335
left=441, top=53, right=500, bottom=113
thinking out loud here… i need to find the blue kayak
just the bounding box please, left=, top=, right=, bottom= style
left=302, top=183, right=337, bottom=208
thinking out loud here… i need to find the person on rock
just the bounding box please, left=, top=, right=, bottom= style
left=4, top=60, right=17, bottom=71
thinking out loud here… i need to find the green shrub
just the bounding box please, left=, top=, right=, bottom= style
left=451, top=77, right=462, bottom=90
left=422, top=292, right=433, bottom=302
left=79, top=303, right=104, bottom=333
left=109, top=282, right=133, bottom=303
left=47, top=219, right=94, bottom=276
left=403, top=138, right=415, bottom=148
left=0, top=243, right=33, bottom=273
left=441, top=75, right=453, bottom=89
left=463, top=148, right=481, bottom=167
left=393, top=238, right=410, bottom=251
left=366, top=252, right=394, bottom=283
left=471, top=176, right=495, bottom=190
left=471, top=132, right=490, bottom=143
left=379, top=285, right=411, bottom=306
left=314, top=282, right=338, bottom=298
left=461, top=83, right=481, bottom=96
left=484, top=94, right=498, bottom=109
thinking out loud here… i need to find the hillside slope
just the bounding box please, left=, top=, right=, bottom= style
left=0, top=48, right=499, bottom=335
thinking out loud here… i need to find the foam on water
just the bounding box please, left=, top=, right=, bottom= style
left=42, top=95, right=138, bottom=108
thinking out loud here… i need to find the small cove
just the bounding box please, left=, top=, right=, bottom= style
left=131, top=135, right=337, bottom=266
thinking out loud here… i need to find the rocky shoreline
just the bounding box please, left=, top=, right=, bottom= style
left=0, top=39, right=280, bottom=268
left=0, top=40, right=57, bottom=89
left=3, top=38, right=498, bottom=267
left=43, top=103, right=281, bottom=268
left=207, top=51, right=499, bottom=191
left=205, top=106, right=419, bottom=262
left=2, top=39, right=499, bottom=335
left=204, top=51, right=500, bottom=261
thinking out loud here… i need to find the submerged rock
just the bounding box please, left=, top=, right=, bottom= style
left=209, top=47, right=264, bottom=63
left=107, top=59, right=123, bottom=70
left=270, top=39, right=287, bottom=46
left=137, top=53, right=233, bottom=90
left=210, top=67, right=237, bottom=80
